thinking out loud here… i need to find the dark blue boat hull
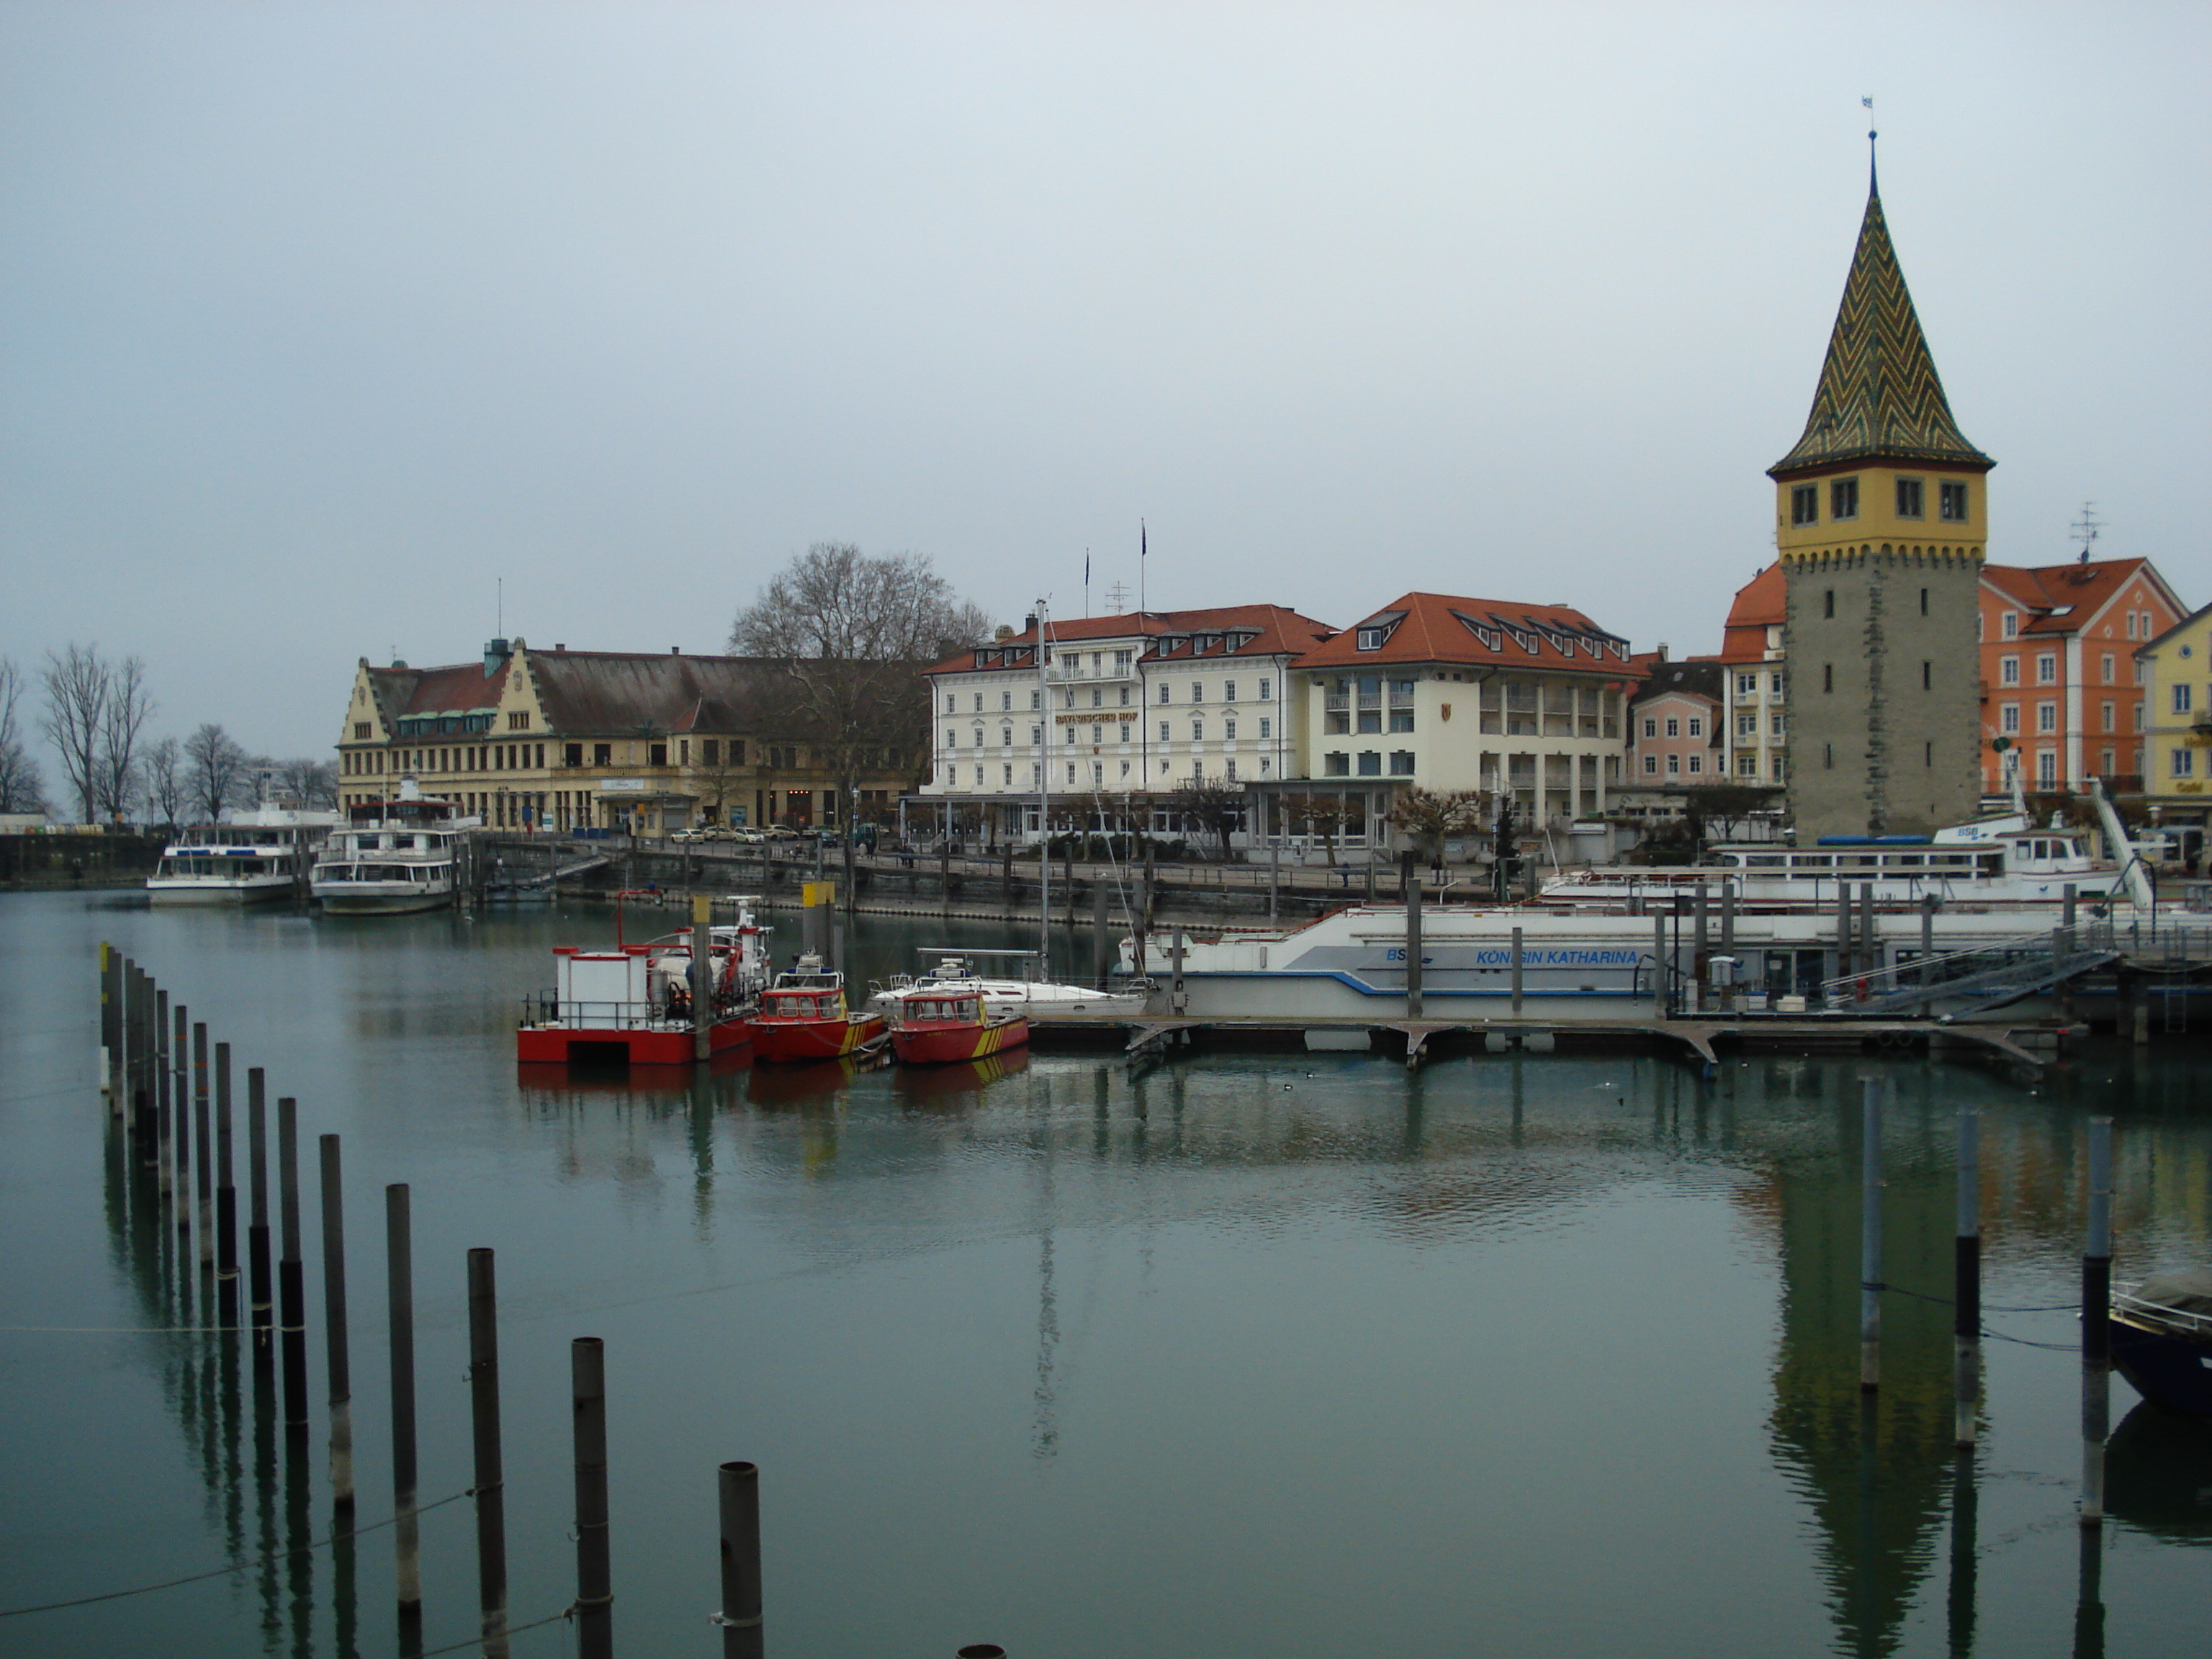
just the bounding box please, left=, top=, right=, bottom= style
left=2112, top=1317, right=2212, bottom=1416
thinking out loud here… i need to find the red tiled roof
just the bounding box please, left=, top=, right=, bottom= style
left=1292, top=592, right=1630, bottom=673
left=1979, top=559, right=2177, bottom=637
left=927, top=604, right=1335, bottom=676
left=1719, top=565, right=1785, bottom=662
left=370, top=660, right=510, bottom=716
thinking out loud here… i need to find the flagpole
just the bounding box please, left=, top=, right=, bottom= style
left=1139, top=519, right=1146, bottom=618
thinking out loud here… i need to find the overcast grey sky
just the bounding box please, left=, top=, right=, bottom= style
left=5, top=2, right=2207, bottom=761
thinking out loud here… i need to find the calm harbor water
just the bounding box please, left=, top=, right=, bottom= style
left=4, top=890, right=2211, bottom=1658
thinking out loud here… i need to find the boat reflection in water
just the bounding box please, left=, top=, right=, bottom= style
left=890, top=1046, right=1030, bottom=1108
left=2105, top=1401, right=2212, bottom=1542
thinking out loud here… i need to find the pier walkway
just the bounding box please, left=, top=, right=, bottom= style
left=1028, top=1010, right=2056, bottom=1078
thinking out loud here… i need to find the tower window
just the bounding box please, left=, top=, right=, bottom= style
left=1925, top=741, right=1933, bottom=768
left=1822, top=664, right=1834, bottom=693
left=1830, top=477, right=1860, bottom=521
left=1822, top=589, right=1835, bottom=619
left=1791, top=485, right=1819, bottom=526
left=1940, top=482, right=1969, bottom=521
left=1824, top=744, right=1834, bottom=770
left=1920, top=588, right=1929, bottom=616
left=1922, top=662, right=1932, bottom=691
left=1896, top=478, right=1925, bottom=518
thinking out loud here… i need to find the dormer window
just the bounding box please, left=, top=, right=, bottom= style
left=1356, top=627, right=1388, bottom=651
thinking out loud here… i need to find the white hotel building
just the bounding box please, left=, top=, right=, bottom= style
left=917, top=605, right=1334, bottom=842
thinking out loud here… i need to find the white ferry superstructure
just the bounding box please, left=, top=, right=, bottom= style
left=310, top=786, right=478, bottom=916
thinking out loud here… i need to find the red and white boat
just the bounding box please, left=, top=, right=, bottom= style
left=888, top=989, right=1030, bottom=1066
left=745, top=957, right=886, bottom=1064
left=516, top=899, right=771, bottom=1065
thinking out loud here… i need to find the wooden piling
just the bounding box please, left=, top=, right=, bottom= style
left=1650, top=915, right=1666, bottom=1017
left=216, top=1044, right=239, bottom=1331
left=691, top=895, right=714, bottom=1062
left=1170, top=930, right=1187, bottom=1015
left=716, top=1460, right=764, bottom=1659
left=318, top=1135, right=354, bottom=1510
left=1833, top=884, right=1851, bottom=981
left=1954, top=1105, right=1981, bottom=1447
left=1860, top=1075, right=1884, bottom=1391
left=248, top=1068, right=274, bottom=1367
left=156, top=987, right=173, bottom=1210
left=1858, top=882, right=1875, bottom=983
left=192, top=1023, right=215, bottom=1269
left=100, top=943, right=119, bottom=1103
left=1403, top=853, right=1424, bottom=1020
left=174, top=1005, right=191, bottom=1227
left=277, top=1098, right=310, bottom=1437
left=385, top=1184, right=422, bottom=1633
left=572, top=1338, right=613, bottom=1659
left=1511, top=926, right=1524, bottom=1018
left=2080, top=1116, right=2113, bottom=1527
left=1719, top=877, right=1736, bottom=958
left=467, top=1247, right=510, bottom=1658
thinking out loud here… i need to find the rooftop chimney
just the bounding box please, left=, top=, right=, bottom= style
left=671, top=646, right=682, bottom=655
left=1656, top=642, right=1670, bottom=661
left=483, top=637, right=509, bottom=676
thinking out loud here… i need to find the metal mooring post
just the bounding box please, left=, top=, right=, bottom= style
left=468, top=1248, right=510, bottom=1658
left=691, top=894, right=714, bottom=1061
left=276, top=1097, right=310, bottom=1439
left=1954, top=1105, right=1982, bottom=1448
left=716, top=1460, right=764, bottom=1659
left=318, top=1135, right=354, bottom=1509
left=248, top=1069, right=274, bottom=1367
left=386, top=1184, right=422, bottom=1640
left=2080, top=1116, right=2113, bottom=1527
left=572, top=1339, right=613, bottom=1659
left=1860, top=1075, right=1884, bottom=1392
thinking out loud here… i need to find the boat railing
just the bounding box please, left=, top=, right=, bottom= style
left=2113, top=1287, right=2212, bottom=1340
left=520, top=993, right=696, bottom=1030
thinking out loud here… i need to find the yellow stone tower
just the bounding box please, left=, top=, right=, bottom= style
left=1772, top=151, right=1993, bottom=837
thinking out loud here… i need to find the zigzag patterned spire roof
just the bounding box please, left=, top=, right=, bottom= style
left=1771, top=179, right=1992, bottom=476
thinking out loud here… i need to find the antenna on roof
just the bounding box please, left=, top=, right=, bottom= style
left=1105, top=581, right=1131, bottom=613
left=497, top=575, right=503, bottom=635
left=2071, top=502, right=2103, bottom=566
left=1861, top=96, right=1877, bottom=189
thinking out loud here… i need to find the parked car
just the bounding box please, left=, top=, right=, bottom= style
left=725, top=827, right=767, bottom=845
left=667, top=827, right=711, bottom=844
left=763, top=825, right=804, bottom=842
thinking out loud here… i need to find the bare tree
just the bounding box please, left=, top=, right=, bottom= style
left=141, top=737, right=187, bottom=828
left=95, top=655, right=154, bottom=820
left=267, top=756, right=338, bottom=807
left=1168, top=776, right=1245, bottom=860
left=40, top=643, right=110, bottom=823
left=184, top=723, right=250, bottom=822
left=1386, top=786, right=1488, bottom=866
left=1282, top=791, right=1353, bottom=866
left=0, top=658, right=49, bottom=815
left=730, top=542, right=992, bottom=880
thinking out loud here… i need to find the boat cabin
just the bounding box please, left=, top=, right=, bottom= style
left=760, top=987, right=844, bottom=1020
left=901, top=994, right=984, bottom=1025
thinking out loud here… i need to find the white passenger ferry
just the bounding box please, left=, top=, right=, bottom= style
left=146, top=808, right=341, bottom=906
left=1117, top=900, right=2116, bottom=1022
left=310, top=786, right=478, bottom=916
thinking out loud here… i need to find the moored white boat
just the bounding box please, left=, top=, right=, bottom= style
left=1115, top=899, right=2126, bottom=1023
left=310, top=785, right=476, bottom=915
left=146, top=808, right=339, bottom=905
left=868, top=955, right=1153, bottom=1022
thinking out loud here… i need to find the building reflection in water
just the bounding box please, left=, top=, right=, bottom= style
left=95, top=1043, right=2212, bottom=1658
